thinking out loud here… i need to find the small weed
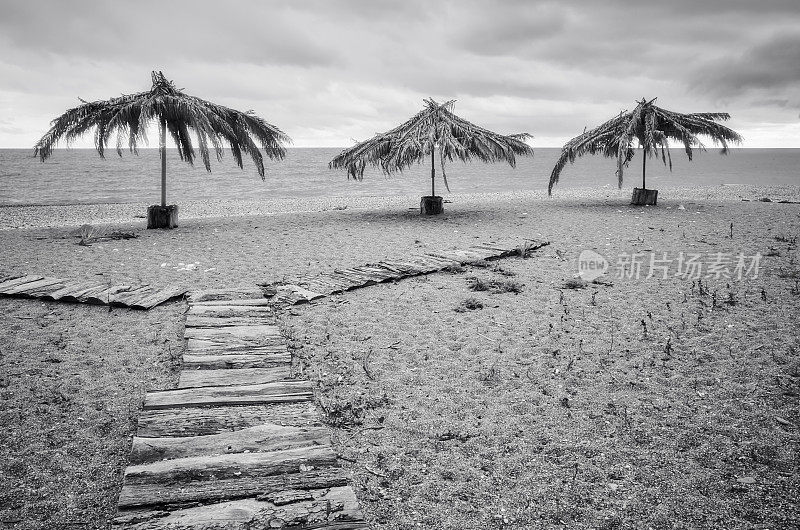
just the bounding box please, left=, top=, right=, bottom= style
left=775, top=235, right=798, bottom=246
left=563, top=278, right=588, bottom=290
left=455, top=298, right=484, bottom=312
left=444, top=263, right=466, bottom=274
left=76, top=224, right=137, bottom=246
left=78, top=224, right=99, bottom=246
left=320, top=392, right=389, bottom=428
left=470, top=259, right=492, bottom=268
left=468, top=277, right=523, bottom=294
left=493, top=280, right=523, bottom=294
left=517, top=240, right=538, bottom=258
left=492, top=265, right=516, bottom=277
left=468, top=277, right=490, bottom=292
left=725, top=290, right=738, bottom=306
left=778, top=268, right=800, bottom=280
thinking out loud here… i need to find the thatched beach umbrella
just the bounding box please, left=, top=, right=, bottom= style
left=549, top=98, right=742, bottom=205
left=329, top=98, right=533, bottom=214
left=34, top=71, right=291, bottom=228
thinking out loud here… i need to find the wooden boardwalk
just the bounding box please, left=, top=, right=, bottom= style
left=114, top=290, right=367, bottom=529
left=0, top=274, right=186, bottom=309
left=261, top=240, right=549, bottom=306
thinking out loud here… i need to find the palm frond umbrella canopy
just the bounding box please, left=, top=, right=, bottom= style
left=329, top=98, right=534, bottom=214
left=549, top=98, right=742, bottom=205
left=34, top=71, right=291, bottom=228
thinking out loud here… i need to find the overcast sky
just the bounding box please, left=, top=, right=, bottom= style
left=1, top=0, right=799, bottom=148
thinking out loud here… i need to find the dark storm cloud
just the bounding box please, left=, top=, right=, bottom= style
left=690, top=31, right=800, bottom=97
left=0, top=1, right=335, bottom=67
left=0, top=0, right=798, bottom=147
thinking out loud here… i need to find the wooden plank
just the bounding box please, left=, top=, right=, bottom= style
left=129, top=424, right=330, bottom=465
left=331, top=270, right=366, bottom=284
left=116, top=483, right=361, bottom=524
left=185, top=336, right=287, bottom=353
left=351, top=266, right=395, bottom=281
left=83, top=284, right=133, bottom=305
left=130, top=285, right=187, bottom=309
left=425, top=250, right=471, bottom=263
left=471, top=244, right=512, bottom=253
left=299, top=280, right=335, bottom=295
left=460, top=248, right=497, bottom=260
left=137, top=403, right=322, bottom=437
left=44, top=280, right=97, bottom=301
left=284, top=285, right=326, bottom=301
left=185, top=314, right=276, bottom=328
left=187, top=288, right=266, bottom=303
left=184, top=324, right=281, bottom=340
left=183, top=352, right=291, bottom=370
left=123, top=445, right=337, bottom=485
left=381, top=260, right=424, bottom=274
left=192, top=298, right=274, bottom=307
left=178, top=366, right=291, bottom=388
left=24, top=280, right=70, bottom=297
left=374, top=262, right=404, bottom=275
left=3, top=277, right=65, bottom=295
left=0, top=275, right=44, bottom=292
left=106, top=285, right=154, bottom=305
left=187, top=305, right=275, bottom=319
left=340, top=268, right=379, bottom=283
left=0, top=274, right=23, bottom=285
left=72, top=284, right=115, bottom=302
left=143, top=381, right=313, bottom=410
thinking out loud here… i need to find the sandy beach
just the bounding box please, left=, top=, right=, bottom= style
left=1, top=185, right=799, bottom=529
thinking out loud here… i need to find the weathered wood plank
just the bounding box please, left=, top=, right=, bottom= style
left=183, top=324, right=282, bottom=340
left=83, top=284, right=134, bottom=305
left=182, top=352, right=291, bottom=370
left=129, top=424, right=330, bottom=465
left=186, top=288, right=266, bottom=303
left=0, top=274, right=24, bottom=285
left=72, top=284, right=115, bottom=302
left=192, top=298, right=274, bottom=307
left=423, top=251, right=469, bottom=264
left=143, top=381, right=313, bottom=410
left=282, top=285, right=326, bottom=301
left=0, top=275, right=44, bottom=292
left=117, top=470, right=351, bottom=512
left=105, top=285, right=154, bottom=305
left=136, top=403, right=321, bottom=437
left=24, top=280, right=70, bottom=297
left=116, top=485, right=366, bottom=528
left=185, top=314, right=276, bottom=328
left=187, top=302, right=274, bottom=314
left=123, top=445, right=337, bottom=485
left=185, top=337, right=288, bottom=355
left=3, top=277, right=65, bottom=295
left=178, top=366, right=291, bottom=388
left=130, top=285, right=188, bottom=309
left=43, top=280, right=98, bottom=301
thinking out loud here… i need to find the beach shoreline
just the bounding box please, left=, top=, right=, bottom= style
left=2, top=184, right=799, bottom=231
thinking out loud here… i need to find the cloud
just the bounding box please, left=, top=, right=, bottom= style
left=0, top=0, right=798, bottom=147
left=0, top=1, right=335, bottom=68
left=690, top=31, right=800, bottom=98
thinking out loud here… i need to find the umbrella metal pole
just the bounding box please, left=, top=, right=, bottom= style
left=431, top=150, right=435, bottom=197
left=160, top=117, right=167, bottom=207
left=641, top=147, right=646, bottom=190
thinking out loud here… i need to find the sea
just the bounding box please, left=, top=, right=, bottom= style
left=0, top=148, right=797, bottom=206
